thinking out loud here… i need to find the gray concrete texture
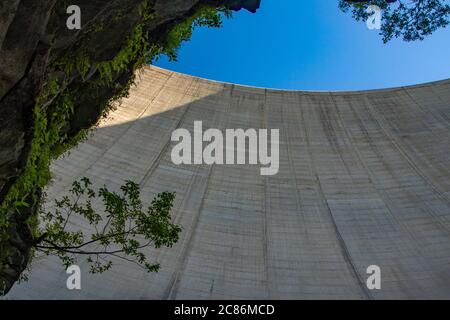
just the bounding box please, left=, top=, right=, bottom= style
left=6, top=66, right=450, bottom=299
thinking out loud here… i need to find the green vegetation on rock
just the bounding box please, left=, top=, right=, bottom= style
left=0, top=0, right=230, bottom=295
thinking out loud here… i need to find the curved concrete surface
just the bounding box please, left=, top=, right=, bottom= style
left=6, top=66, right=450, bottom=299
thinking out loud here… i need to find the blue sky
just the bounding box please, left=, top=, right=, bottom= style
left=154, top=0, right=450, bottom=91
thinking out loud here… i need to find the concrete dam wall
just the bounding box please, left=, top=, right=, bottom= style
left=7, top=66, right=450, bottom=299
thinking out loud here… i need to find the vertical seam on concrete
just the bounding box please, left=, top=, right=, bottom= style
left=156, top=77, right=205, bottom=299
left=403, top=87, right=450, bottom=125
left=317, top=96, right=355, bottom=178
left=138, top=77, right=198, bottom=188
left=300, top=94, right=372, bottom=300
left=364, top=96, right=450, bottom=228
left=330, top=95, right=425, bottom=246
left=134, top=79, right=205, bottom=288
left=164, top=84, right=234, bottom=300
left=261, top=88, right=271, bottom=299
left=329, top=94, right=438, bottom=292
left=163, top=164, right=215, bottom=300
left=280, top=98, right=309, bottom=236
left=314, top=174, right=372, bottom=299
left=429, top=84, right=450, bottom=122
left=402, top=88, right=450, bottom=192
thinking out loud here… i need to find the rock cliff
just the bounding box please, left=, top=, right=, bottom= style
left=0, top=0, right=260, bottom=295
